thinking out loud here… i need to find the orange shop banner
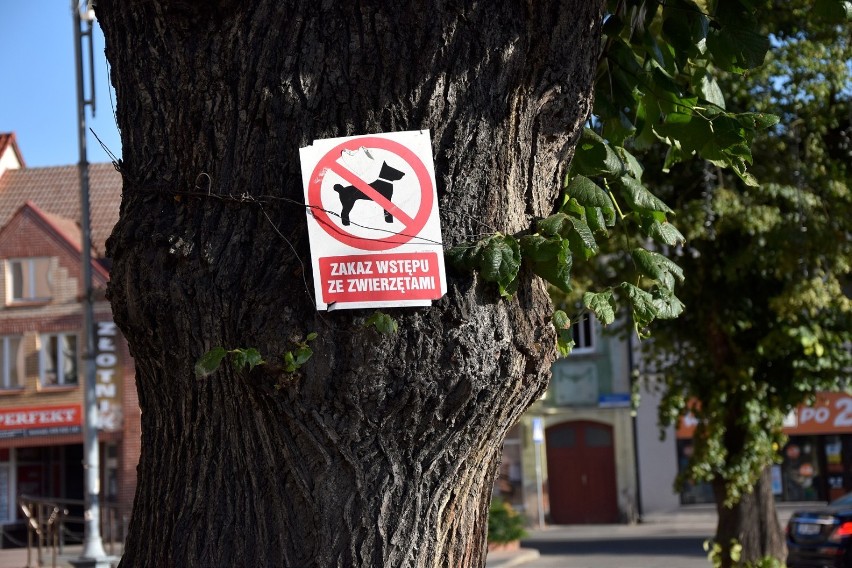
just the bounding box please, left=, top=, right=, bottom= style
left=677, top=393, right=852, bottom=439
left=0, top=404, right=83, bottom=440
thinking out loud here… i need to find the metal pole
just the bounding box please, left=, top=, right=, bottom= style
left=532, top=417, right=545, bottom=528
left=628, top=331, right=644, bottom=523
left=534, top=441, right=544, bottom=528
left=72, top=2, right=110, bottom=565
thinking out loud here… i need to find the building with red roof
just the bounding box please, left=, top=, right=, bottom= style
left=0, top=133, right=137, bottom=546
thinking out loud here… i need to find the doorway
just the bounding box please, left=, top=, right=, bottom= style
left=546, top=420, right=618, bottom=524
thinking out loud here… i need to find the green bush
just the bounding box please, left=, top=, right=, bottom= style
left=704, top=539, right=784, bottom=568
left=488, top=498, right=527, bottom=544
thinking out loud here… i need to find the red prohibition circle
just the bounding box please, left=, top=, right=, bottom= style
left=308, top=136, right=434, bottom=251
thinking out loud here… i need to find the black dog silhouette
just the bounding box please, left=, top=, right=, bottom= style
left=334, top=161, right=405, bottom=226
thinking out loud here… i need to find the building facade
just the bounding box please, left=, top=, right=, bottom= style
left=497, top=315, right=644, bottom=524
left=0, top=133, right=138, bottom=543
left=676, top=392, right=852, bottom=505
left=502, top=312, right=851, bottom=526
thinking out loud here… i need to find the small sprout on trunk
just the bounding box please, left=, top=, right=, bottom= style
left=195, top=347, right=266, bottom=378
left=364, top=311, right=398, bottom=334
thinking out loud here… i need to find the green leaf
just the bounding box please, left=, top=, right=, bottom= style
left=539, top=212, right=599, bottom=257
left=620, top=282, right=658, bottom=331
left=585, top=205, right=609, bottom=234
left=564, top=175, right=616, bottom=223
left=634, top=93, right=662, bottom=151
left=519, top=234, right=562, bottom=262
left=706, top=5, right=770, bottom=73
left=617, top=176, right=674, bottom=214
left=655, top=111, right=714, bottom=157
left=614, top=146, right=644, bottom=181
left=699, top=73, right=726, bottom=109
left=195, top=347, right=227, bottom=378
left=662, top=143, right=689, bottom=173
left=365, top=311, right=399, bottom=334
left=648, top=220, right=686, bottom=246
left=537, top=213, right=570, bottom=237
left=562, top=197, right=586, bottom=218
left=813, top=0, right=852, bottom=21
left=648, top=65, right=699, bottom=112
left=707, top=114, right=750, bottom=149
left=552, top=309, right=570, bottom=330
left=583, top=289, right=617, bottom=326
left=607, top=38, right=645, bottom=79
left=631, top=248, right=685, bottom=291
left=446, top=235, right=522, bottom=298
left=735, top=112, right=780, bottom=131
left=283, top=351, right=297, bottom=373
left=293, top=346, right=313, bottom=366
left=571, top=128, right=626, bottom=179
left=520, top=235, right=573, bottom=292
left=602, top=109, right=636, bottom=146
left=305, top=332, right=318, bottom=341
left=565, top=216, right=598, bottom=260
left=445, top=240, right=486, bottom=273
left=652, top=287, right=686, bottom=320
left=737, top=170, right=759, bottom=187
left=552, top=310, right=575, bottom=357
left=479, top=235, right=522, bottom=297
left=230, top=347, right=265, bottom=372
left=662, top=0, right=710, bottom=56
left=640, top=24, right=667, bottom=67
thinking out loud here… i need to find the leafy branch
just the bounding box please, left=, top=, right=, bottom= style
left=282, top=332, right=317, bottom=373
left=194, top=333, right=318, bottom=378
left=447, top=0, right=784, bottom=348
left=195, top=347, right=265, bottom=378
left=446, top=127, right=691, bottom=342
left=552, top=310, right=575, bottom=357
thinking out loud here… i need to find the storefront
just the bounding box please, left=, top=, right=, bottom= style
left=678, top=392, right=852, bottom=504
left=0, top=405, right=85, bottom=525
left=0, top=138, right=139, bottom=547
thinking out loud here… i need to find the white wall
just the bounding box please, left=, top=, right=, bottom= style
left=635, top=378, right=681, bottom=515
left=0, top=144, right=22, bottom=178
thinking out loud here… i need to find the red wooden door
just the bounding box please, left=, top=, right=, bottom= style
left=545, top=420, right=618, bottom=524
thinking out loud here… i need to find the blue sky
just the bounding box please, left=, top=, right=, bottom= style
left=0, top=2, right=121, bottom=168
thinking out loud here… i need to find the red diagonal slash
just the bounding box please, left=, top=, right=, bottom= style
left=327, top=162, right=416, bottom=227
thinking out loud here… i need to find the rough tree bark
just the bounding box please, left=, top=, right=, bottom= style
left=701, top=300, right=787, bottom=565
left=714, top=466, right=786, bottom=568
left=98, top=2, right=603, bottom=566
left=709, top=388, right=786, bottom=568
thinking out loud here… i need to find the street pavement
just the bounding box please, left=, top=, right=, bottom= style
left=0, top=543, right=121, bottom=568
left=494, top=524, right=713, bottom=568
left=486, top=503, right=804, bottom=568
left=0, top=504, right=806, bottom=568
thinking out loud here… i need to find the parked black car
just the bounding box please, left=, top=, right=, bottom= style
left=787, top=492, right=852, bottom=568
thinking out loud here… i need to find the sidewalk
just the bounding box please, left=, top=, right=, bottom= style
left=0, top=504, right=813, bottom=568
left=485, top=501, right=815, bottom=568
left=0, top=544, right=121, bottom=568
left=486, top=547, right=541, bottom=568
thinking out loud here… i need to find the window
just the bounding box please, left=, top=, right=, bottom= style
left=40, top=333, right=78, bottom=387
left=585, top=425, right=613, bottom=448
left=0, top=336, right=23, bottom=389
left=548, top=426, right=577, bottom=449
left=6, top=258, right=52, bottom=303
left=572, top=313, right=595, bottom=353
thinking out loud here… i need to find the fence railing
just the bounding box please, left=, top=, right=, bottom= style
left=17, top=495, right=126, bottom=567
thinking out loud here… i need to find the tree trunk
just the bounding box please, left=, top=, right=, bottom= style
left=97, top=2, right=603, bottom=566
left=713, top=467, right=787, bottom=567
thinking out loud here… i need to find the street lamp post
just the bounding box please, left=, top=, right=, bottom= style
left=71, top=2, right=116, bottom=566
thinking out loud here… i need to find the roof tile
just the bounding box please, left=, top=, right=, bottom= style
left=0, top=163, right=122, bottom=258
